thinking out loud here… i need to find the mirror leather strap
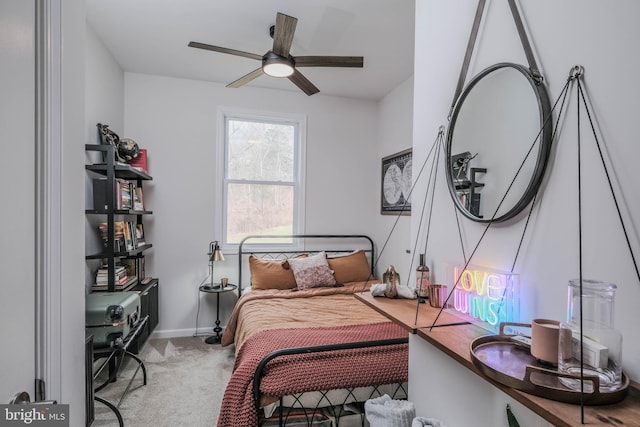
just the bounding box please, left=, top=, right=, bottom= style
left=450, top=0, right=542, bottom=118
left=507, top=0, right=542, bottom=84
left=450, top=0, right=486, bottom=120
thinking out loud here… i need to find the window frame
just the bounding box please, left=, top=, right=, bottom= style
left=215, top=106, right=306, bottom=252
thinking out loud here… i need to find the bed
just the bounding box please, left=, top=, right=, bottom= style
left=218, top=235, right=409, bottom=427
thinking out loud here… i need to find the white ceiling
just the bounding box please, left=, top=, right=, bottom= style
left=86, top=0, right=415, bottom=101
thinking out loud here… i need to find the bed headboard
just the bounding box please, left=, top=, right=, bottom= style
left=237, top=234, right=375, bottom=295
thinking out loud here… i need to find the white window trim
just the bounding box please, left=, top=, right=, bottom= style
left=215, top=106, right=306, bottom=252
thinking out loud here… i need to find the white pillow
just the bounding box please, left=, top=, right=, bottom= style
left=288, top=252, right=337, bottom=290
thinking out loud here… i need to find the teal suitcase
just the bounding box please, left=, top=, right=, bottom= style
left=86, top=291, right=141, bottom=348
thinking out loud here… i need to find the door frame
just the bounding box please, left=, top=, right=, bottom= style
left=34, top=0, right=63, bottom=401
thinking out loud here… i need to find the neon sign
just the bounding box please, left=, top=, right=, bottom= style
left=447, top=264, right=519, bottom=332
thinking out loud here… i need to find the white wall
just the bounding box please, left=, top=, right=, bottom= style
left=1, top=0, right=36, bottom=404
left=374, top=76, right=414, bottom=281
left=85, top=25, right=124, bottom=144
left=123, top=73, right=380, bottom=336
left=84, top=24, right=125, bottom=289
left=411, top=0, right=640, bottom=424
left=4, top=0, right=88, bottom=421
left=58, top=0, right=87, bottom=422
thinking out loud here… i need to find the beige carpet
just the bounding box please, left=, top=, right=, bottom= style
left=92, top=336, right=235, bottom=427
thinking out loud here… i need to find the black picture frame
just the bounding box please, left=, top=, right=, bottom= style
left=381, top=148, right=412, bottom=215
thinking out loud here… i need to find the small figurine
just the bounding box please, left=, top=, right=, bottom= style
left=383, top=265, right=399, bottom=299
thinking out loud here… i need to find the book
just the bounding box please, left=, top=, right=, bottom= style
left=133, top=186, right=144, bottom=211
left=138, top=256, right=146, bottom=280
left=128, top=148, right=148, bottom=174
left=119, top=179, right=132, bottom=210
left=123, top=221, right=135, bottom=251
left=135, top=224, right=146, bottom=246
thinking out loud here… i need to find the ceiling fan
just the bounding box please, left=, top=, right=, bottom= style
left=188, top=12, right=364, bottom=96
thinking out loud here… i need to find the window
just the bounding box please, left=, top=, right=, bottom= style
left=218, top=108, right=305, bottom=247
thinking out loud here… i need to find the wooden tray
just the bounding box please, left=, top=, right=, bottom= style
left=470, top=323, right=629, bottom=405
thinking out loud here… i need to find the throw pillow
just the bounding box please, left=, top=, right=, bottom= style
left=288, top=252, right=337, bottom=290
left=327, top=250, right=374, bottom=284
left=249, top=256, right=298, bottom=290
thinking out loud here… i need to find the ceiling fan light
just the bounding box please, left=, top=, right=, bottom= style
left=262, top=52, right=295, bottom=77
left=263, top=62, right=294, bottom=77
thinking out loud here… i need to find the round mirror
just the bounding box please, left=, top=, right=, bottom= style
left=445, top=62, right=552, bottom=222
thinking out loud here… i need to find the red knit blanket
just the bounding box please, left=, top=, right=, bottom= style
left=217, top=322, right=408, bottom=426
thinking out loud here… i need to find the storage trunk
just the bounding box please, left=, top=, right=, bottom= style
left=86, top=291, right=141, bottom=348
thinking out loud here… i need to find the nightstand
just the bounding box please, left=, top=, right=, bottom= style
left=199, top=283, right=237, bottom=344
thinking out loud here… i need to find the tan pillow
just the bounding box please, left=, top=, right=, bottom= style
left=249, top=256, right=298, bottom=290
left=327, top=250, right=374, bottom=284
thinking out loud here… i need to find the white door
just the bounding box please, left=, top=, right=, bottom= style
left=0, top=0, right=37, bottom=403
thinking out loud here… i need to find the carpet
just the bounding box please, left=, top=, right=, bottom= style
left=92, top=336, right=235, bottom=427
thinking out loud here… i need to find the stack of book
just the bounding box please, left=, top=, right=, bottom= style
left=93, top=264, right=137, bottom=291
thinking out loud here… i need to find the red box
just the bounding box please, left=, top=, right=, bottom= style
left=128, top=148, right=148, bottom=174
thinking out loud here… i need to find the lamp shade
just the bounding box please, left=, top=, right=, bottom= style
left=209, top=241, right=225, bottom=262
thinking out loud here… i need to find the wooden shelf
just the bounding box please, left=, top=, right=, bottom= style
left=355, top=293, right=640, bottom=427
left=354, top=292, right=469, bottom=333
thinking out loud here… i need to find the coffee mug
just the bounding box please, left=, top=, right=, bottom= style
left=220, top=277, right=229, bottom=287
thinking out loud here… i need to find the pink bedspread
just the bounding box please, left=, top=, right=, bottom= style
left=217, top=321, right=408, bottom=427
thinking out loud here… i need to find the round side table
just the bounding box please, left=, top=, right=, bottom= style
left=199, top=283, right=237, bottom=344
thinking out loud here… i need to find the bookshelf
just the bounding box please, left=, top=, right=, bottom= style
left=85, top=143, right=159, bottom=351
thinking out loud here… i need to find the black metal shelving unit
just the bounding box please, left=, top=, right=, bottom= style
left=85, top=143, right=159, bottom=348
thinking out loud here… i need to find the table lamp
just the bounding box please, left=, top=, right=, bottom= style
left=207, top=240, right=225, bottom=289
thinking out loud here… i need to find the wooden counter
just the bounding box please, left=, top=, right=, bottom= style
left=355, top=293, right=640, bottom=427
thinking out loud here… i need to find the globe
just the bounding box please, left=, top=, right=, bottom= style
left=118, top=138, right=140, bottom=161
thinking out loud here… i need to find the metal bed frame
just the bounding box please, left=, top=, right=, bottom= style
left=236, top=234, right=408, bottom=426
left=237, top=234, right=375, bottom=296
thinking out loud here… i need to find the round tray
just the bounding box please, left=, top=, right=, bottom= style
left=470, top=323, right=629, bottom=405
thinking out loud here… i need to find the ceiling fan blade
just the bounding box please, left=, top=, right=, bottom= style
left=288, top=70, right=319, bottom=96
left=227, top=68, right=264, bottom=88
left=188, top=41, right=262, bottom=61
left=295, top=56, right=364, bottom=68
left=272, top=13, right=297, bottom=57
